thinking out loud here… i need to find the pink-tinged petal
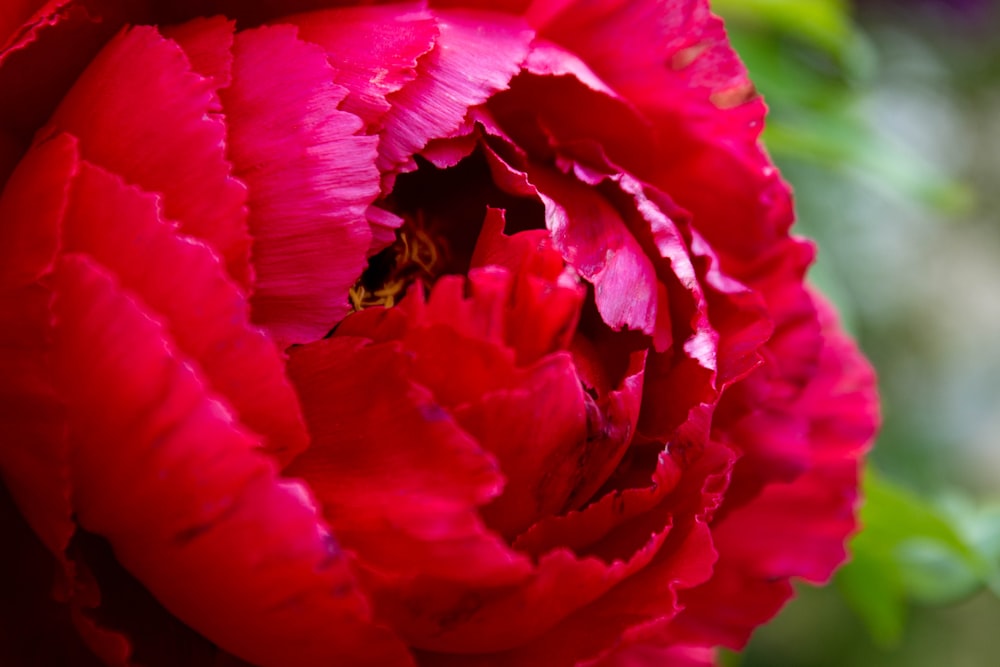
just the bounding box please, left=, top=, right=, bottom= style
left=283, top=5, right=438, bottom=131
left=52, top=254, right=414, bottom=667
left=162, top=15, right=234, bottom=90
left=42, top=24, right=251, bottom=287
left=286, top=335, right=526, bottom=584
left=530, top=166, right=662, bottom=337
left=377, top=10, right=533, bottom=185
left=366, top=205, right=406, bottom=256
left=61, top=159, right=309, bottom=465
left=672, top=300, right=878, bottom=650
left=223, top=24, right=379, bottom=345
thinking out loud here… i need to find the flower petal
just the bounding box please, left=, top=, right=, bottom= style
left=52, top=254, right=414, bottom=667
left=286, top=333, right=526, bottom=584
left=62, top=156, right=309, bottom=465
left=377, top=10, right=533, bottom=185
left=282, top=5, right=438, bottom=131
left=0, top=482, right=102, bottom=667
left=43, top=24, right=251, bottom=287
left=222, top=24, right=379, bottom=345
left=672, top=299, right=878, bottom=649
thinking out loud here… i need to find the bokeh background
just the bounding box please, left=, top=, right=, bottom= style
left=711, top=1, right=1000, bottom=665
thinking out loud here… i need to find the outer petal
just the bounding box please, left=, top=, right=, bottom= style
left=671, top=300, right=878, bottom=649
left=42, top=24, right=251, bottom=286
left=61, top=156, right=309, bottom=465
left=52, top=254, right=414, bottom=667
left=222, top=24, right=379, bottom=345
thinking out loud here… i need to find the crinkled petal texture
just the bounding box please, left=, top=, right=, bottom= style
left=0, top=1, right=877, bottom=667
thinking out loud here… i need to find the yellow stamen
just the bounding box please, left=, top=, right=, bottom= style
left=349, top=215, right=445, bottom=311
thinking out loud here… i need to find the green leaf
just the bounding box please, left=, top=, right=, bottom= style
left=713, top=0, right=856, bottom=64
left=838, top=469, right=995, bottom=645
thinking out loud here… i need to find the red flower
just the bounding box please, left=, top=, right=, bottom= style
left=0, top=2, right=878, bottom=666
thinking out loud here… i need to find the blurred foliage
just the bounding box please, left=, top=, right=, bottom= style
left=713, top=0, right=1000, bottom=665
left=719, top=0, right=971, bottom=214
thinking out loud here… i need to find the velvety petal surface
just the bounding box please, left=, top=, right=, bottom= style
left=52, top=254, right=414, bottom=667
left=671, top=300, right=878, bottom=649
left=376, top=10, right=533, bottom=184
left=222, top=24, right=379, bottom=345
left=283, top=4, right=438, bottom=131
left=43, top=23, right=251, bottom=286
left=61, top=157, right=309, bottom=465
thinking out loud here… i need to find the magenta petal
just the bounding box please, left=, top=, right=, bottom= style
left=52, top=254, right=414, bottom=667
left=283, top=5, right=438, bottom=131
left=531, top=166, right=661, bottom=336
left=62, top=158, right=309, bottom=465
left=43, top=24, right=251, bottom=287
left=377, top=10, right=533, bottom=184
left=223, top=24, right=379, bottom=345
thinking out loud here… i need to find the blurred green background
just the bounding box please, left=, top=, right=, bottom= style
left=711, top=0, right=1000, bottom=665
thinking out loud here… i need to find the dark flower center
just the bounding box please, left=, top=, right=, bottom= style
left=349, top=213, right=448, bottom=311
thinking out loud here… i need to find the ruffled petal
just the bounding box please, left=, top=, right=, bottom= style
left=162, top=15, right=234, bottom=90
left=222, top=24, right=379, bottom=345
left=402, top=525, right=671, bottom=655
left=0, top=0, right=48, bottom=49
left=52, top=254, right=414, bottom=667
left=671, top=300, right=878, bottom=649
left=416, top=441, right=731, bottom=664
left=43, top=24, right=251, bottom=287
left=377, top=10, right=533, bottom=185
left=287, top=332, right=526, bottom=583
left=61, top=155, right=309, bottom=465
left=282, top=4, right=438, bottom=131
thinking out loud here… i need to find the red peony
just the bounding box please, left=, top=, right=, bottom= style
left=0, top=1, right=878, bottom=666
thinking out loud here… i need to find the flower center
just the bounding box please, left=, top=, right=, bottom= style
left=349, top=213, right=447, bottom=310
